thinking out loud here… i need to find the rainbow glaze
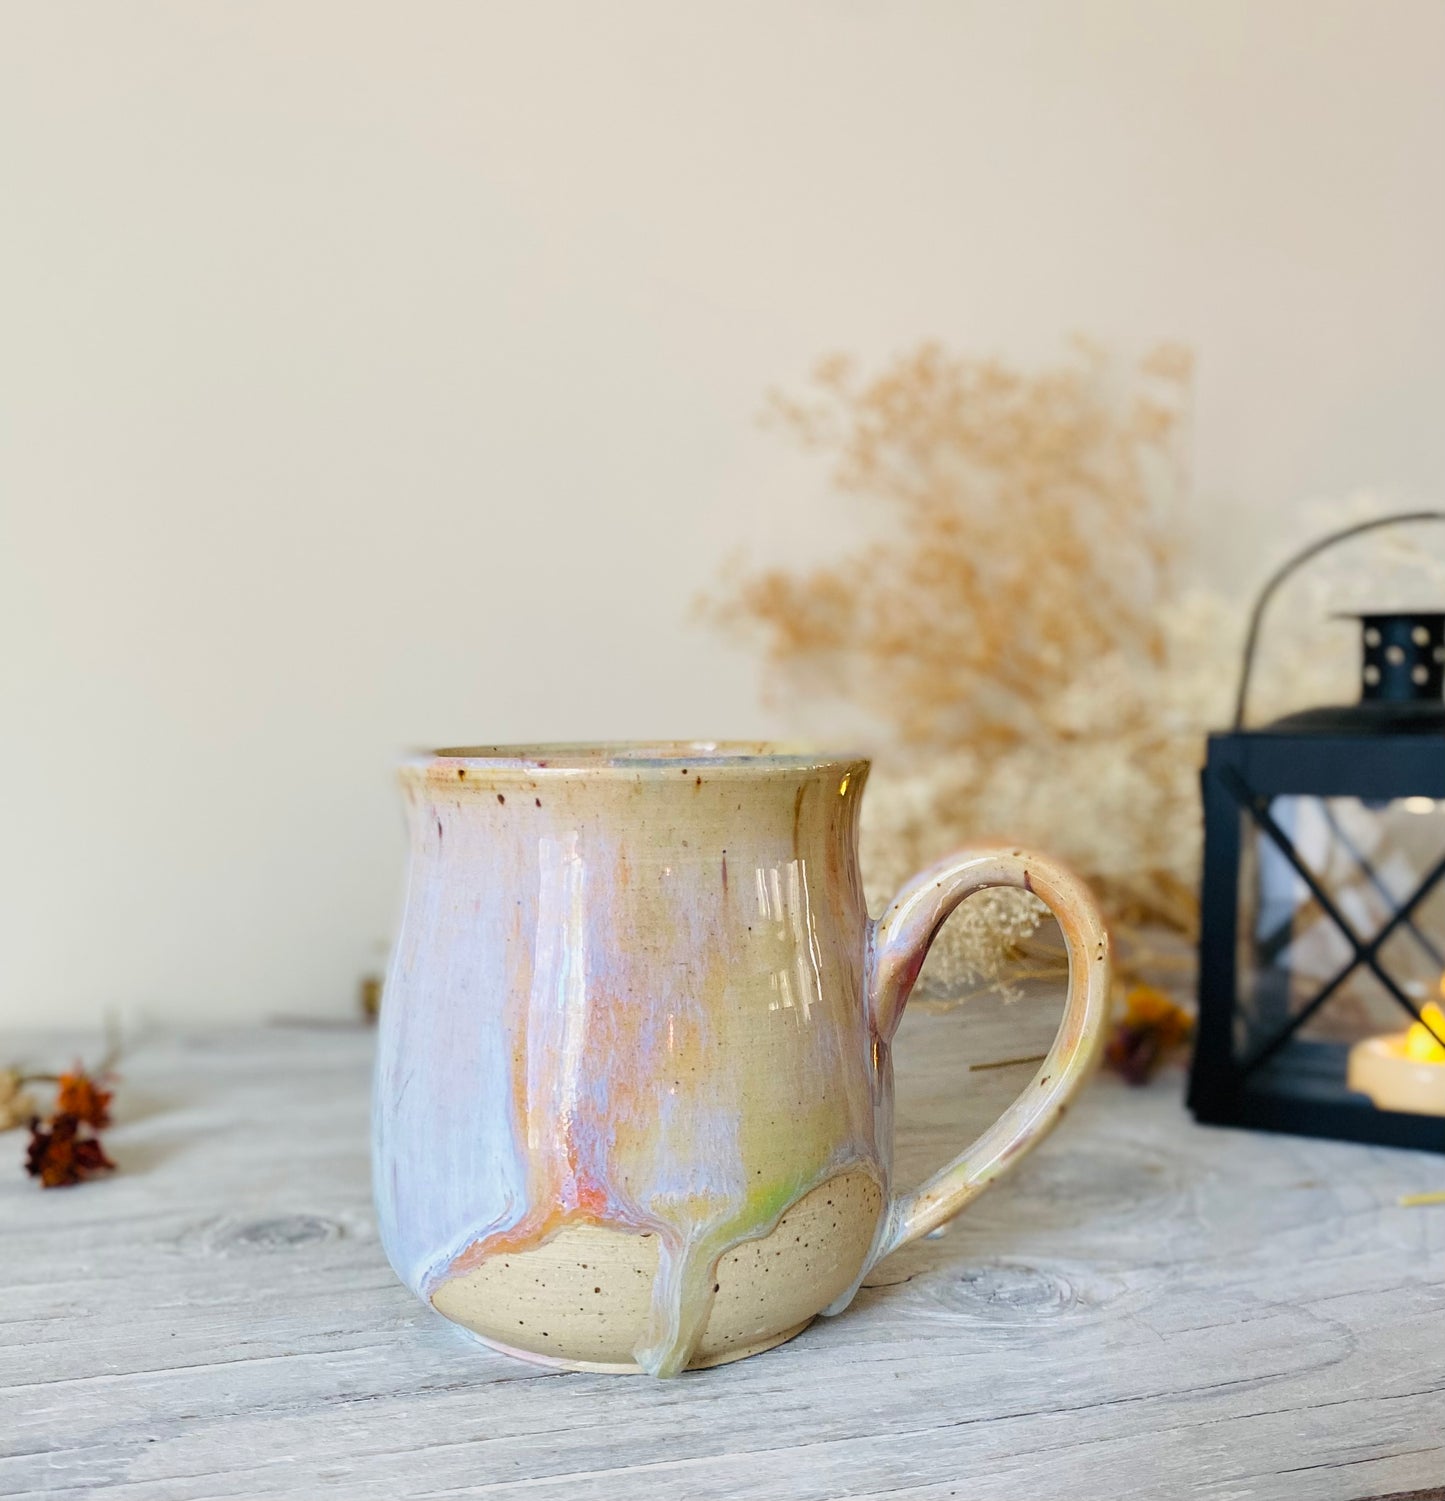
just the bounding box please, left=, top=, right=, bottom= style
left=373, top=743, right=1111, bottom=1377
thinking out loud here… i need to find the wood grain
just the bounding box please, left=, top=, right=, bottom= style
left=3, top=987, right=1443, bottom=1500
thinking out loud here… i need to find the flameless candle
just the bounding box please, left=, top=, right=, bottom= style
left=1347, top=997, right=1445, bottom=1117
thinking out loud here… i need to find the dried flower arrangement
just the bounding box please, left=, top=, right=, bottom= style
left=707, top=340, right=1445, bottom=1019
left=4, top=1043, right=119, bottom=1187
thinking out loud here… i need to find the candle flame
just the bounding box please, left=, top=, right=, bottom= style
left=1404, top=999, right=1445, bottom=1064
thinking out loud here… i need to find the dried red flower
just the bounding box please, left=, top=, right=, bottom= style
left=24, top=1112, right=115, bottom=1188
left=55, top=1068, right=113, bottom=1129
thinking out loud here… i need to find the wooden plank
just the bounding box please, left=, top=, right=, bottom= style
left=3, top=992, right=1443, bottom=1500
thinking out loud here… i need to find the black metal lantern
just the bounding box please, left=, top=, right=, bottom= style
left=1190, top=512, right=1445, bottom=1150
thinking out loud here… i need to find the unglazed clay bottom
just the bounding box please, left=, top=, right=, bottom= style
left=432, top=1171, right=883, bottom=1372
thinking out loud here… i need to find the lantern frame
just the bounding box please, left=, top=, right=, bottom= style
left=1191, top=727, right=1445, bottom=1150
left=1189, top=510, right=1445, bottom=1151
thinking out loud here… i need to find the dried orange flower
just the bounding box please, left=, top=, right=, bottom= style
left=55, top=1068, right=113, bottom=1130
left=1105, top=985, right=1194, bottom=1085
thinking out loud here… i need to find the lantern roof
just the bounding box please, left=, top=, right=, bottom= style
left=1263, top=609, right=1445, bottom=735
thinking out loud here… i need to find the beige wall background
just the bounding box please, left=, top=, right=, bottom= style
left=5, top=2, right=1445, bottom=1027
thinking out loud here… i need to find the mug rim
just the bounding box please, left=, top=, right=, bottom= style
left=404, top=740, right=871, bottom=777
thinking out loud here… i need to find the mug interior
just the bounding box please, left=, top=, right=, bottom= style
left=425, top=741, right=868, bottom=773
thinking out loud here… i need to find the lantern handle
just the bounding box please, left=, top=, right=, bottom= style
left=1233, top=510, right=1445, bottom=729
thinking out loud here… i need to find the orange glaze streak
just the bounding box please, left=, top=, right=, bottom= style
left=445, top=1152, right=628, bottom=1276
left=442, top=1185, right=638, bottom=1278
left=446, top=1205, right=561, bottom=1274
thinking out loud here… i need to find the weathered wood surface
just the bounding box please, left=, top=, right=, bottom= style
left=4, top=990, right=1445, bottom=1501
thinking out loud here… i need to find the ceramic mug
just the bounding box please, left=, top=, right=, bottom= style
left=374, top=743, right=1110, bottom=1377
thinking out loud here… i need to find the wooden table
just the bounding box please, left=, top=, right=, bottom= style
left=5, top=989, right=1445, bottom=1500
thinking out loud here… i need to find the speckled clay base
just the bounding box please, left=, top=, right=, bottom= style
left=431, top=1171, right=883, bottom=1370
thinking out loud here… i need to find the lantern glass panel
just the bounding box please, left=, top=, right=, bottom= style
left=1234, top=794, right=1445, bottom=1113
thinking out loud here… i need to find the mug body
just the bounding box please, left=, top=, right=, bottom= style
left=373, top=742, right=886, bottom=1376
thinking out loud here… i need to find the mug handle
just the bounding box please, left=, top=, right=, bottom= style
left=867, top=846, right=1112, bottom=1260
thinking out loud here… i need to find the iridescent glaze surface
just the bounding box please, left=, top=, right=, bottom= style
left=373, top=742, right=1110, bottom=1377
